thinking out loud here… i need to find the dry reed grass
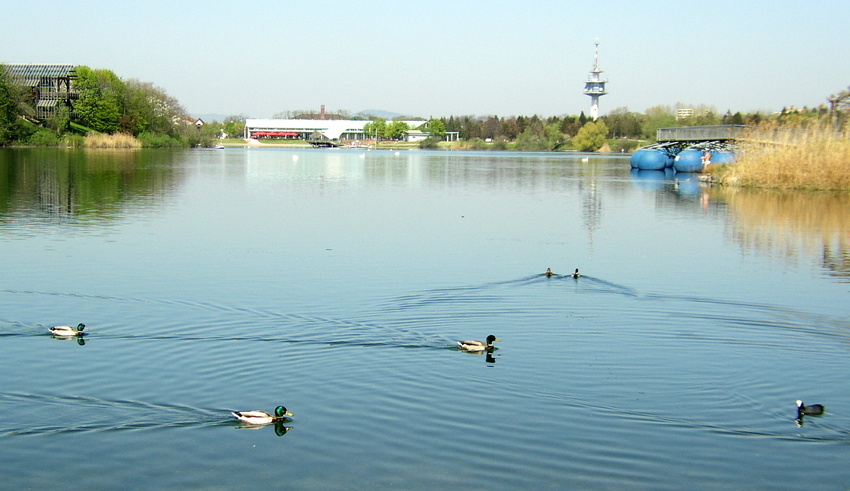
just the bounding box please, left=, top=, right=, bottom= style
left=722, top=122, right=850, bottom=190
left=84, top=132, right=142, bottom=149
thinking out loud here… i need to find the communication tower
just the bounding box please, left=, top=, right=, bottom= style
left=583, top=42, right=608, bottom=120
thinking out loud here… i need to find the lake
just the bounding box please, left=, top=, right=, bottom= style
left=1, top=147, right=849, bottom=490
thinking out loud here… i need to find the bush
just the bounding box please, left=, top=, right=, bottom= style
left=138, top=131, right=186, bottom=148
left=63, top=134, right=85, bottom=147
left=26, top=128, right=60, bottom=146
left=419, top=137, right=441, bottom=149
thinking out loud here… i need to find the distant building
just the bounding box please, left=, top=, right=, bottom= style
left=244, top=119, right=426, bottom=141
left=677, top=108, right=694, bottom=120
left=3, top=64, right=78, bottom=120
left=405, top=129, right=429, bottom=142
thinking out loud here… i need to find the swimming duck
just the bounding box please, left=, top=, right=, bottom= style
left=457, top=335, right=500, bottom=352
left=796, top=400, right=825, bottom=417
left=49, top=323, right=86, bottom=336
left=544, top=268, right=555, bottom=277
left=231, top=406, right=293, bottom=425
left=571, top=268, right=580, bottom=278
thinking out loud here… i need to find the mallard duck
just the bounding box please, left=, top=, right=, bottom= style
left=570, top=268, right=580, bottom=278
left=457, top=335, right=500, bottom=352
left=796, top=400, right=825, bottom=417
left=544, top=268, right=555, bottom=277
left=49, top=323, right=86, bottom=336
left=231, top=406, right=293, bottom=425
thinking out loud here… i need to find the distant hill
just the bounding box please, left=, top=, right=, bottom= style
left=355, top=109, right=404, bottom=120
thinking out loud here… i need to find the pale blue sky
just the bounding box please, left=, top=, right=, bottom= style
left=2, top=1, right=848, bottom=119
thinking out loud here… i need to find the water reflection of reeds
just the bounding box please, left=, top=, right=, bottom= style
left=719, top=189, right=850, bottom=278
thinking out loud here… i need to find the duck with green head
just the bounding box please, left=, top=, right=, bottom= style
left=457, top=335, right=500, bottom=352
left=49, top=323, right=86, bottom=336
left=231, top=406, right=293, bottom=425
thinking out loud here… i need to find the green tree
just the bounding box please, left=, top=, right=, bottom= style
left=422, top=118, right=446, bottom=137
left=604, top=107, right=642, bottom=138
left=385, top=121, right=410, bottom=140
left=123, top=79, right=183, bottom=136
left=363, top=118, right=386, bottom=139
left=641, top=105, right=677, bottom=141
left=0, top=65, right=23, bottom=145
left=74, top=66, right=124, bottom=133
left=543, top=122, right=566, bottom=150
left=572, top=120, right=609, bottom=152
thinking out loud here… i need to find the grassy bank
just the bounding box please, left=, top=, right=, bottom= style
left=717, top=123, right=850, bottom=190
left=84, top=132, right=142, bottom=148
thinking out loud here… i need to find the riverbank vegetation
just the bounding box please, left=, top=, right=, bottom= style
left=715, top=122, right=850, bottom=190
left=0, top=64, right=221, bottom=148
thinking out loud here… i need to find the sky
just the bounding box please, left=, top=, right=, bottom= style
left=2, top=0, right=848, bottom=120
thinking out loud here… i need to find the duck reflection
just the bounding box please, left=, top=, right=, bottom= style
left=50, top=334, right=87, bottom=346
left=234, top=421, right=293, bottom=437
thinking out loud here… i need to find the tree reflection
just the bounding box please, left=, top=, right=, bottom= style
left=0, top=148, right=182, bottom=225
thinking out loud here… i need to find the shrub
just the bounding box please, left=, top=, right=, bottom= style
left=419, top=136, right=441, bottom=149
left=26, top=128, right=60, bottom=146
left=63, top=134, right=85, bottom=147
left=138, top=131, right=186, bottom=148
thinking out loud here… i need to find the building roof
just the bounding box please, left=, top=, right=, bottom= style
left=3, top=64, right=76, bottom=86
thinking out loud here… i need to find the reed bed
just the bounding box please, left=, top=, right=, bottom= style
left=722, top=122, right=850, bottom=190
left=84, top=132, right=142, bottom=149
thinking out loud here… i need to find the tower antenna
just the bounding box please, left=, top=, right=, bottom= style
left=583, top=41, right=608, bottom=120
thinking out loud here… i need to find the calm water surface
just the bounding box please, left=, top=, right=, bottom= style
left=2, top=147, right=849, bottom=489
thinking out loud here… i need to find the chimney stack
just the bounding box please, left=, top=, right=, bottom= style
left=320, top=105, right=326, bottom=120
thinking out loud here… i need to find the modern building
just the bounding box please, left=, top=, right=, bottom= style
left=244, top=119, right=427, bottom=142
left=3, top=64, right=78, bottom=120
left=583, top=42, right=608, bottom=120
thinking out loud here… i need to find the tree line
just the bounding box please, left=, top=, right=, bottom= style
left=2, top=63, right=843, bottom=150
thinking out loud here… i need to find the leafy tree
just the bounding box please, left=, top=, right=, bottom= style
left=123, top=79, right=183, bottom=135
left=543, top=122, right=566, bottom=150
left=74, top=66, right=124, bottom=133
left=422, top=118, right=446, bottom=138
left=641, top=105, right=677, bottom=141
left=222, top=120, right=245, bottom=138
left=515, top=127, right=546, bottom=151
left=500, top=118, right=519, bottom=140
left=363, top=118, right=386, bottom=139
left=0, top=65, right=23, bottom=145
left=604, top=107, right=642, bottom=138
left=385, top=121, right=410, bottom=140
left=572, top=120, right=609, bottom=152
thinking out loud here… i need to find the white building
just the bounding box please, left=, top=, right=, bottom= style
left=244, top=119, right=426, bottom=142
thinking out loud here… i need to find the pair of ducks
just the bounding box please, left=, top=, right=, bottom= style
left=545, top=268, right=580, bottom=278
